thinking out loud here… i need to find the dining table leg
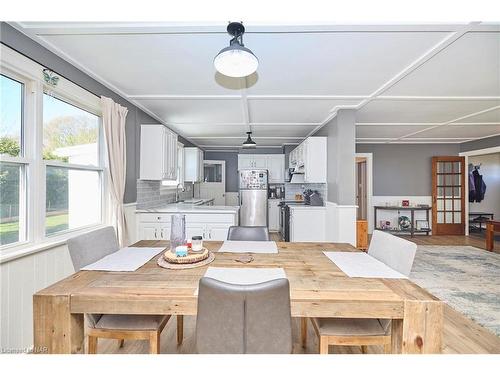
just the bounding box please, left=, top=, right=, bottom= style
left=33, top=294, right=84, bottom=354
left=400, top=300, right=443, bottom=354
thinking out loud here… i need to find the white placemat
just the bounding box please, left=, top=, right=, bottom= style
left=218, top=241, right=278, bottom=254
left=81, top=247, right=164, bottom=272
left=323, top=252, right=407, bottom=279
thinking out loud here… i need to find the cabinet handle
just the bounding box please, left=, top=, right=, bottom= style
left=154, top=229, right=157, bottom=239
left=160, top=229, right=164, bottom=238
left=209, top=230, right=212, bottom=239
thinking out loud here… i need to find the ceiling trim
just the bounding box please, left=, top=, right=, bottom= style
left=375, top=96, right=500, bottom=101
left=198, top=145, right=284, bottom=148
left=189, top=136, right=304, bottom=139
left=18, top=22, right=492, bottom=35
left=130, top=95, right=241, bottom=100
left=167, top=122, right=321, bottom=126
left=357, top=122, right=500, bottom=126
left=397, top=104, right=500, bottom=140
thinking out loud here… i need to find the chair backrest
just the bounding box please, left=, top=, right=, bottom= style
left=196, top=277, right=292, bottom=354
left=67, top=226, right=119, bottom=271
left=227, top=226, right=270, bottom=241
left=368, top=230, right=417, bottom=276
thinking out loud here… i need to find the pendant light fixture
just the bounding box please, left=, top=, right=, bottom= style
left=242, top=131, right=257, bottom=149
left=214, top=21, right=259, bottom=78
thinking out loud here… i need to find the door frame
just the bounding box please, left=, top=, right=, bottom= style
left=459, top=145, right=500, bottom=236
left=199, top=160, right=226, bottom=205
left=432, top=156, right=466, bottom=235
left=355, top=153, right=373, bottom=233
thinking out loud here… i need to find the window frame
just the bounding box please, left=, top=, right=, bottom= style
left=42, top=90, right=105, bottom=238
left=0, top=70, right=30, bottom=248
left=0, top=45, right=107, bottom=256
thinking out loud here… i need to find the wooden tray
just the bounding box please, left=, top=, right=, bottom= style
left=157, top=251, right=215, bottom=270
left=163, top=247, right=209, bottom=264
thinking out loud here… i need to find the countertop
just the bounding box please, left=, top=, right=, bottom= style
left=288, top=204, right=326, bottom=210
left=136, top=202, right=239, bottom=214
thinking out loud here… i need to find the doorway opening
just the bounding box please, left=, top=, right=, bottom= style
left=356, top=157, right=367, bottom=221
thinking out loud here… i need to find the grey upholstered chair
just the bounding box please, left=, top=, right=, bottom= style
left=67, top=226, right=171, bottom=354
left=196, top=277, right=292, bottom=354
left=304, top=230, right=417, bottom=354
left=227, top=226, right=270, bottom=241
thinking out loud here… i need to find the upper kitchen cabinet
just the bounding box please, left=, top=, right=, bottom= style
left=140, top=124, right=178, bottom=180
left=184, top=147, right=204, bottom=182
left=289, top=137, right=327, bottom=183
left=238, top=154, right=285, bottom=183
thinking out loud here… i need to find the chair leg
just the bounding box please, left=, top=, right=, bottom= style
left=149, top=332, right=161, bottom=354
left=118, top=339, right=124, bottom=348
left=384, top=343, right=391, bottom=354
left=361, top=345, right=367, bottom=354
left=88, top=336, right=98, bottom=354
left=319, top=336, right=329, bottom=354
left=301, top=317, right=307, bottom=348
left=177, top=315, right=184, bottom=345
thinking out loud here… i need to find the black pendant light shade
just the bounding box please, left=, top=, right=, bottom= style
left=214, top=21, right=259, bottom=78
left=242, top=131, right=256, bottom=148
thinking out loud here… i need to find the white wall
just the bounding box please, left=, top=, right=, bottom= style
left=468, top=153, right=500, bottom=220
left=0, top=244, right=74, bottom=351
left=0, top=204, right=137, bottom=351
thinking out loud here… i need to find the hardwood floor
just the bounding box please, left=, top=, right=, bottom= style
left=95, top=233, right=500, bottom=354
left=404, top=233, right=500, bottom=254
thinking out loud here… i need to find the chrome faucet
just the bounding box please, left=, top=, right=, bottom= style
left=175, top=183, right=186, bottom=203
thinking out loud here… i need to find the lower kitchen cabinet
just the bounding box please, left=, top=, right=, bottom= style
left=289, top=207, right=326, bottom=242
left=268, top=199, right=281, bottom=232
left=137, top=212, right=237, bottom=241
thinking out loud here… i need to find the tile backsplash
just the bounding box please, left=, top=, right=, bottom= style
left=284, top=183, right=327, bottom=201
left=137, top=180, right=193, bottom=209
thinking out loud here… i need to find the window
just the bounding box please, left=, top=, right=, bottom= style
left=43, top=94, right=102, bottom=236
left=1, top=46, right=105, bottom=252
left=0, top=74, right=23, bottom=157
left=0, top=74, right=26, bottom=246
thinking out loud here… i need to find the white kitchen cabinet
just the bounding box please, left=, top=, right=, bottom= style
left=237, top=154, right=285, bottom=183
left=290, top=206, right=326, bottom=242
left=238, top=154, right=266, bottom=169
left=268, top=199, right=281, bottom=232
left=288, top=137, right=327, bottom=183
left=266, top=155, right=285, bottom=183
left=137, top=211, right=237, bottom=242
left=184, top=147, right=204, bottom=182
left=140, top=124, right=178, bottom=180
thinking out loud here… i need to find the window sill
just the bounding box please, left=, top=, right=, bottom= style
left=0, top=224, right=107, bottom=264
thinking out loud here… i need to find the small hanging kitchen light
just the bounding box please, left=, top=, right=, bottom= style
left=242, top=131, right=257, bottom=149
left=214, top=21, right=258, bottom=78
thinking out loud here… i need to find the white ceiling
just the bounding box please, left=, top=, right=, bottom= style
left=11, top=22, right=500, bottom=150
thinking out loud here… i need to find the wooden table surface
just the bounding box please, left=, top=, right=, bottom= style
left=33, top=241, right=443, bottom=354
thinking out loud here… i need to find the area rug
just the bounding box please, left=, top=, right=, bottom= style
left=410, top=245, right=500, bottom=336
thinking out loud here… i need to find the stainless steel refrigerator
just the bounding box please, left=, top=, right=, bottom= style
left=239, top=169, right=268, bottom=226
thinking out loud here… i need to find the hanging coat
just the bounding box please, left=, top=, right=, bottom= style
left=468, top=172, right=476, bottom=203
left=472, top=170, right=487, bottom=203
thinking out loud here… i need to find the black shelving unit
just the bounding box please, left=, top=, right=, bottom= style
left=374, top=206, right=432, bottom=237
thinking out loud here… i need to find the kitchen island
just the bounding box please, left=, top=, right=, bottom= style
left=136, top=202, right=239, bottom=241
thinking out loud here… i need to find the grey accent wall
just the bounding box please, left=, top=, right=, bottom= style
left=0, top=22, right=195, bottom=203
left=314, top=109, right=356, bottom=205
left=460, top=135, right=500, bottom=153
left=356, top=143, right=460, bottom=196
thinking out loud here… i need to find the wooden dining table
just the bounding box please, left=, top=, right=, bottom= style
left=33, top=240, right=443, bottom=354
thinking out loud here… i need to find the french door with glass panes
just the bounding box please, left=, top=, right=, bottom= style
left=432, top=156, right=465, bottom=235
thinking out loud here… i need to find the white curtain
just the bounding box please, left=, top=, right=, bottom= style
left=101, top=96, right=129, bottom=246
